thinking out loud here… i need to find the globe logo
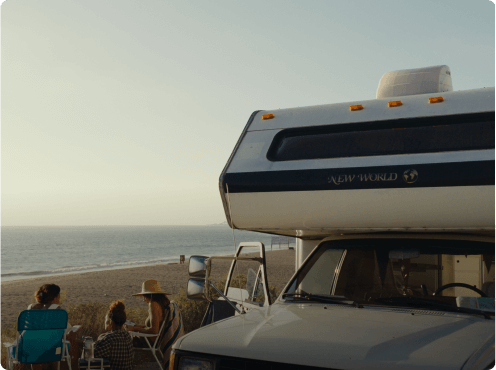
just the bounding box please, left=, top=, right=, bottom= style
left=403, top=169, right=418, bottom=184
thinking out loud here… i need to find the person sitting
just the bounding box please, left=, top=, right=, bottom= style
left=29, top=283, right=63, bottom=310
left=28, top=284, right=80, bottom=370
left=94, top=300, right=134, bottom=370
left=127, top=280, right=184, bottom=368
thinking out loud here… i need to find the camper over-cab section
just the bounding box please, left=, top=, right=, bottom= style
left=219, top=66, right=495, bottom=238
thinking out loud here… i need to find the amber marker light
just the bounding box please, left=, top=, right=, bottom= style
left=350, top=104, right=364, bottom=111
left=262, top=113, right=275, bottom=120
left=429, top=96, right=444, bottom=104
left=388, top=101, right=403, bottom=107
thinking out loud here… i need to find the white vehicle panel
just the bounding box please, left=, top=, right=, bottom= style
left=227, top=186, right=494, bottom=235
left=175, top=303, right=495, bottom=370
left=250, top=88, right=494, bottom=132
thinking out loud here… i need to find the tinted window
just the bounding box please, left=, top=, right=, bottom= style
left=267, top=112, right=495, bottom=161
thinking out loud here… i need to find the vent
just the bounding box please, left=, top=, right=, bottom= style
left=392, top=309, right=445, bottom=316
left=376, top=65, right=453, bottom=99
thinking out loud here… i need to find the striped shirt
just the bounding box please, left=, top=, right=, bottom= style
left=157, top=301, right=184, bottom=368
left=94, top=329, right=134, bottom=370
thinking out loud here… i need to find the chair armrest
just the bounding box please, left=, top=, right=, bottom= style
left=66, top=325, right=82, bottom=334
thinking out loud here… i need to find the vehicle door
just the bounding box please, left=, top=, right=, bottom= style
left=222, top=242, right=271, bottom=312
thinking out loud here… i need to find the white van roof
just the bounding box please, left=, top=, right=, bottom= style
left=250, top=87, right=494, bottom=133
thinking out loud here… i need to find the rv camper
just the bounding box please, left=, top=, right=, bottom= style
left=171, top=66, right=495, bottom=370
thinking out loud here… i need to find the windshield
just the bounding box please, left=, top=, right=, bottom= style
left=284, top=239, right=495, bottom=313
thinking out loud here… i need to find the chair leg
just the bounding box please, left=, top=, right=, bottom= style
left=62, top=339, right=72, bottom=370
left=6, top=347, right=15, bottom=370
left=151, top=351, right=164, bottom=370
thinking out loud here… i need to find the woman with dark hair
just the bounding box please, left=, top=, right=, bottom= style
left=24, top=284, right=80, bottom=370
left=30, top=284, right=61, bottom=309
left=128, top=280, right=184, bottom=368
left=30, top=285, right=77, bottom=335
left=94, top=300, right=134, bottom=370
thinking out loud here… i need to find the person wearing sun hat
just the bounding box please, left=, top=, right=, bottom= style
left=127, top=280, right=184, bottom=369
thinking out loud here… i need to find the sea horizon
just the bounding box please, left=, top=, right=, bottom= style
left=1, top=225, right=294, bottom=282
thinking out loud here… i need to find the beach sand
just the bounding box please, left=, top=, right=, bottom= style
left=1, top=249, right=295, bottom=326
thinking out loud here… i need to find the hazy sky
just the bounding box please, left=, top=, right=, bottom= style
left=1, top=0, right=495, bottom=226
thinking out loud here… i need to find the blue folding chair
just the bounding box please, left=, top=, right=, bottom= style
left=4, top=309, right=72, bottom=370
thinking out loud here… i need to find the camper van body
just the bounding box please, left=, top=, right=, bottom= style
left=171, top=67, right=495, bottom=370
left=219, top=86, right=494, bottom=240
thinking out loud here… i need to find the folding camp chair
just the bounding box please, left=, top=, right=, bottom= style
left=4, top=309, right=72, bottom=370
left=129, top=319, right=167, bottom=370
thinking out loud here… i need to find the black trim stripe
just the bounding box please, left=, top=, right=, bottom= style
left=223, top=160, right=494, bottom=193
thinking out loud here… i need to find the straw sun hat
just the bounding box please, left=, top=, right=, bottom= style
left=132, top=280, right=171, bottom=296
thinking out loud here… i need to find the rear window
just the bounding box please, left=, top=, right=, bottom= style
left=267, top=112, right=495, bottom=162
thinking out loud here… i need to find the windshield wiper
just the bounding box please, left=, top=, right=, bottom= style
left=282, top=293, right=363, bottom=308
left=371, top=296, right=493, bottom=320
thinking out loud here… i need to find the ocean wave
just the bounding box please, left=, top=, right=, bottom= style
left=0, top=249, right=241, bottom=281
left=1, top=256, right=185, bottom=279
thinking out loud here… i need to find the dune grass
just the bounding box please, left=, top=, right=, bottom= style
left=1, top=279, right=281, bottom=368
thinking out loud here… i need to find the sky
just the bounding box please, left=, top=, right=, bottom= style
left=1, top=0, right=495, bottom=226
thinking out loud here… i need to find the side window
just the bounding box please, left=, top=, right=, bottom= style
left=226, top=262, right=264, bottom=305
left=225, top=245, right=268, bottom=307
left=296, top=249, right=343, bottom=295
left=267, top=114, right=494, bottom=162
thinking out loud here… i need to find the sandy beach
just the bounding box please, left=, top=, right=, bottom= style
left=1, top=249, right=295, bottom=326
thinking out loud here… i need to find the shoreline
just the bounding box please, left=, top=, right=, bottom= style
left=1, top=249, right=295, bottom=326
left=2, top=260, right=182, bottom=283
left=2, top=244, right=297, bottom=283
left=1, top=249, right=233, bottom=283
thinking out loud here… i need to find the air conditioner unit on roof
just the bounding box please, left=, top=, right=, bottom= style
left=376, top=65, right=453, bottom=99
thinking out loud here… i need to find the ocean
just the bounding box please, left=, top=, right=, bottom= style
left=1, top=225, right=293, bottom=282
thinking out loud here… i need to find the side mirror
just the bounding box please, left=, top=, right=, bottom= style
left=189, top=256, right=209, bottom=278
left=187, top=278, right=207, bottom=301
